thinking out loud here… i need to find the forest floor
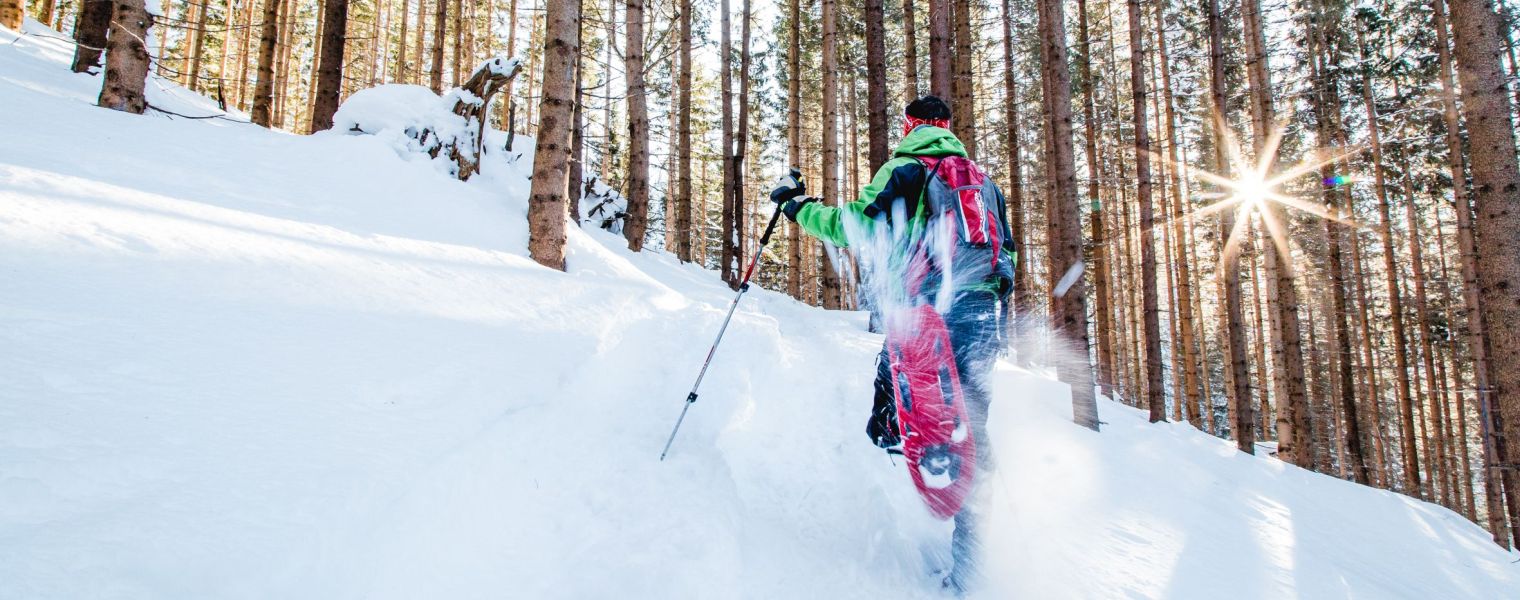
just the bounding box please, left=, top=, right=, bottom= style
left=3, top=19, right=1518, bottom=599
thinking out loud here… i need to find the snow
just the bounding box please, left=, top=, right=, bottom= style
left=3, top=20, right=1519, bottom=599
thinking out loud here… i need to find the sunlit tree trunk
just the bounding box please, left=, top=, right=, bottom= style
left=250, top=0, right=282, bottom=126
left=310, top=0, right=351, bottom=132
left=786, top=0, right=803, bottom=298
left=622, top=0, right=649, bottom=250
left=1205, top=0, right=1252, bottom=453
left=819, top=0, right=843, bottom=308
left=864, top=0, right=887, bottom=169
left=97, top=0, right=152, bottom=114
left=526, top=0, right=579, bottom=270
left=1450, top=0, right=1520, bottom=547
left=1357, top=26, right=1421, bottom=495
left=1123, top=0, right=1162, bottom=421
left=928, top=0, right=950, bottom=99
left=1037, top=0, right=1099, bottom=430
left=675, top=0, right=693, bottom=262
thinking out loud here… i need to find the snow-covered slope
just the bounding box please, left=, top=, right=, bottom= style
left=3, top=21, right=1517, bottom=599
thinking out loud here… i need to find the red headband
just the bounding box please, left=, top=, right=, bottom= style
left=903, top=114, right=950, bottom=137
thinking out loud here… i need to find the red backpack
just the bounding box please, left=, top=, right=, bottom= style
left=905, top=155, right=1015, bottom=298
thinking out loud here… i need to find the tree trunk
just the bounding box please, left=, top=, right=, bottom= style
left=1036, top=0, right=1098, bottom=430
left=3, top=0, right=27, bottom=30
left=310, top=0, right=350, bottom=132
left=1242, top=0, right=1309, bottom=467
left=526, top=0, right=578, bottom=270
left=431, top=0, right=446, bottom=92
left=719, top=0, right=736, bottom=284
left=187, top=0, right=210, bottom=92
left=1450, top=0, right=1520, bottom=547
left=1000, top=0, right=1030, bottom=340
left=621, top=0, right=648, bottom=250
left=415, top=0, right=428, bottom=85
left=97, top=0, right=151, bottom=114
left=1407, top=198, right=1451, bottom=504
left=71, top=0, right=113, bottom=72
left=736, top=0, right=751, bottom=276
left=236, top=0, right=255, bottom=108
left=250, top=0, right=281, bottom=126
left=1434, top=0, right=1508, bottom=545
left=1125, top=0, right=1161, bottom=422
left=1076, top=0, right=1114, bottom=397
left=818, top=0, right=842, bottom=308
left=675, top=0, right=693, bottom=262
left=1205, top=0, right=1252, bottom=453
left=569, top=4, right=584, bottom=225
left=451, top=0, right=462, bottom=86
left=1356, top=27, right=1420, bottom=495
left=1309, top=0, right=1366, bottom=483
left=864, top=0, right=887, bottom=169
left=903, top=0, right=918, bottom=103
left=1156, top=0, right=1201, bottom=427
left=787, top=0, right=803, bottom=298
left=951, top=0, right=974, bottom=158
left=927, top=0, right=951, bottom=100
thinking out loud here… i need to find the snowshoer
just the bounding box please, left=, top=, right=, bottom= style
left=770, top=96, right=1016, bottom=593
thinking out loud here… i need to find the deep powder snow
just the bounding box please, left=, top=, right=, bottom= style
left=3, top=19, right=1517, bottom=599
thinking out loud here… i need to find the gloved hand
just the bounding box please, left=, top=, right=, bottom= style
left=770, top=168, right=816, bottom=222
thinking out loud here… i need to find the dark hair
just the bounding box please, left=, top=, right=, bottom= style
left=905, top=95, right=952, bottom=121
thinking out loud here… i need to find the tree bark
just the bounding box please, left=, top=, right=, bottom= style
left=452, top=0, right=463, bottom=86
left=310, top=0, right=351, bottom=132
left=621, top=0, right=649, bottom=250
left=1309, top=0, right=1367, bottom=484
left=951, top=0, right=974, bottom=158
left=903, top=0, right=918, bottom=103
left=1076, top=0, right=1114, bottom=397
left=1000, top=0, right=1030, bottom=338
left=569, top=4, right=584, bottom=225
left=1155, top=0, right=1201, bottom=427
left=1450, top=0, right=1520, bottom=547
left=71, top=0, right=113, bottom=72
left=1434, top=0, right=1509, bottom=545
left=719, top=0, right=737, bottom=284
left=97, top=0, right=152, bottom=114
left=819, top=0, right=843, bottom=308
left=1241, top=0, right=1310, bottom=468
left=3, top=0, right=26, bottom=30
left=735, top=0, right=751, bottom=276
left=675, top=0, right=693, bottom=262
left=1205, top=0, right=1252, bottom=453
left=787, top=0, right=803, bottom=298
left=187, top=0, right=210, bottom=92
left=864, top=0, right=887, bottom=169
left=1124, top=0, right=1161, bottom=422
left=1036, top=0, right=1098, bottom=430
left=431, top=0, right=446, bottom=92
left=927, top=0, right=951, bottom=100
left=1357, top=26, right=1421, bottom=494
left=526, top=0, right=578, bottom=270
left=250, top=0, right=281, bottom=126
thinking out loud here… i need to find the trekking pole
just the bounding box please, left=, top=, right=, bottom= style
left=660, top=171, right=796, bottom=461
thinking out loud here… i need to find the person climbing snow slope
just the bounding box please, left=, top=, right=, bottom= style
left=769, top=95, right=1017, bottom=593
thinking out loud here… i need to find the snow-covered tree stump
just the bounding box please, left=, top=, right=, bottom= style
left=331, top=55, right=522, bottom=181
left=442, top=56, right=522, bottom=180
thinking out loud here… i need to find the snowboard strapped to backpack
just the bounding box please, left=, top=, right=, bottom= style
left=886, top=154, right=1009, bottom=520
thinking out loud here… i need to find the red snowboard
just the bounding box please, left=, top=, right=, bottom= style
left=885, top=304, right=977, bottom=520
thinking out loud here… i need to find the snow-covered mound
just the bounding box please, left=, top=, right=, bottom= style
left=3, top=20, right=1517, bottom=599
